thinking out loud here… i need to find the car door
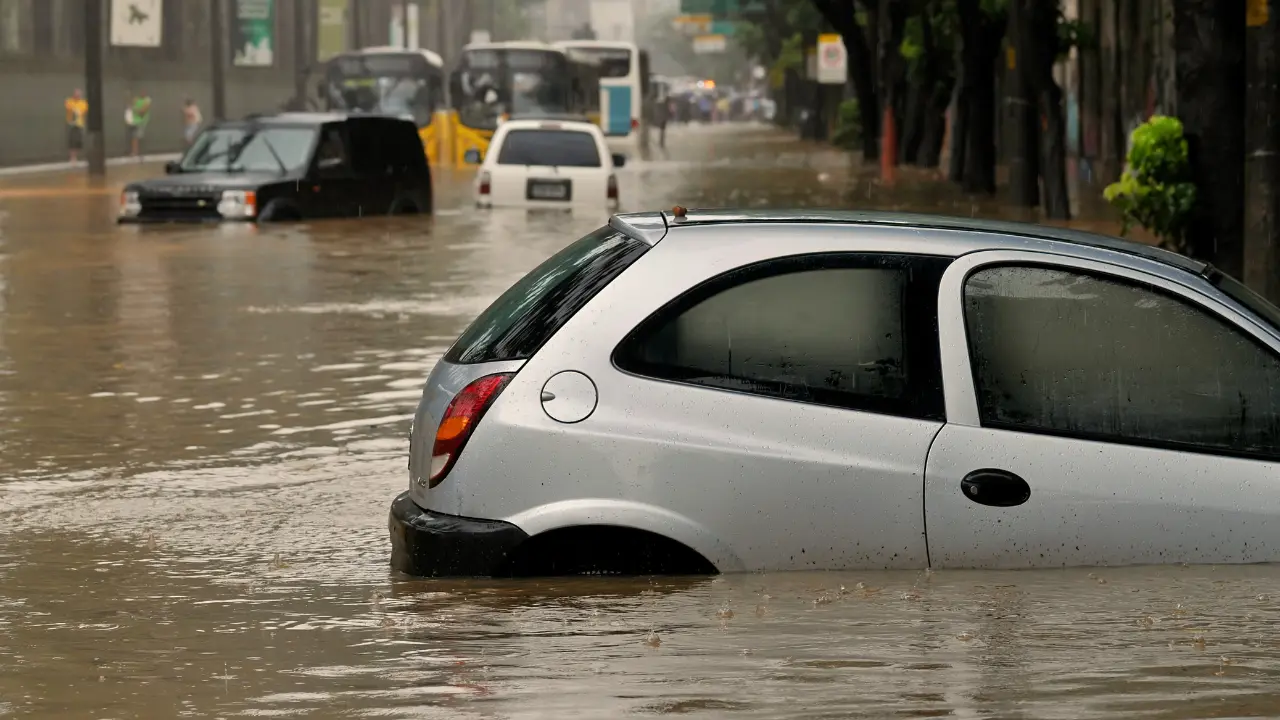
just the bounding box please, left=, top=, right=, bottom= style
left=487, top=242, right=952, bottom=572
left=924, top=250, right=1280, bottom=569
left=308, top=123, right=358, bottom=218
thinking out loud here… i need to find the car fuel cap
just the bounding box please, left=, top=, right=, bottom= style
left=540, top=371, right=598, bottom=424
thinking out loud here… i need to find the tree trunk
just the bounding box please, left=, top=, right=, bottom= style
left=879, top=0, right=908, bottom=167
left=902, top=4, right=942, bottom=166
left=1173, top=0, right=1246, bottom=275
left=949, top=79, right=969, bottom=181
left=1006, top=0, right=1039, bottom=207
left=1038, top=81, right=1072, bottom=218
left=813, top=0, right=881, bottom=160
left=955, top=0, right=1003, bottom=194
left=901, top=82, right=928, bottom=164
left=1021, top=0, right=1070, bottom=219
left=919, top=76, right=955, bottom=167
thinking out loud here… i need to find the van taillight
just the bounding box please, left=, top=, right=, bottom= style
left=478, top=171, right=491, bottom=195
left=428, top=373, right=513, bottom=488
left=607, top=174, right=618, bottom=200
left=631, top=117, right=639, bottom=130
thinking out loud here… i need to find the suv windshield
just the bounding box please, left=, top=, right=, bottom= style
left=496, top=129, right=601, bottom=167
left=179, top=127, right=316, bottom=174
left=445, top=226, right=650, bottom=364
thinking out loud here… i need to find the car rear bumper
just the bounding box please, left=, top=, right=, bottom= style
left=388, top=491, right=529, bottom=577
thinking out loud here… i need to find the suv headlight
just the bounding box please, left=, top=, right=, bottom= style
left=217, top=190, right=257, bottom=218
left=118, top=190, right=141, bottom=218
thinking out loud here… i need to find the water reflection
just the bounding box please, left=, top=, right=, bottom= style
left=0, top=122, right=1236, bottom=718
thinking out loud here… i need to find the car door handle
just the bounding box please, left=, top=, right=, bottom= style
left=960, top=469, right=1031, bottom=508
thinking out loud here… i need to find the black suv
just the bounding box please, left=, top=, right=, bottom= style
left=118, top=112, right=433, bottom=223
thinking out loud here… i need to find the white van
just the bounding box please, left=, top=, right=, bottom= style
left=468, top=117, right=624, bottom=209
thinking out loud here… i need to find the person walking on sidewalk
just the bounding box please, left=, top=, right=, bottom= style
left=64, top=89, right=87, bottom=162
left=127, top=91, right=152, bottom=158
left=182, top=98, right=203, bottom=148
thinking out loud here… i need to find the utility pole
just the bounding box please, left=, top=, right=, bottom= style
left=211, top=0, right=228, bottom=120
left=294, top=0, right=309, bottom=103
left=490, top=0, right=498, bottom=40
left=84, top=0, right=106, bottom=177
left=1246, top=0, right=1280, bottom=301
left=436, top=0, right=448, bottom=64
left=351, top=0, right=362, bottom=48
left=401, top=2, right=410, bottom=48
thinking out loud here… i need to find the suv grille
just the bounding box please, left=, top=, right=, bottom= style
left=138, top=190, right=222, bottom=220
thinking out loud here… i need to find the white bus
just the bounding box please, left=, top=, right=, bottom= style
left=553, top=40, right=650, bottom=141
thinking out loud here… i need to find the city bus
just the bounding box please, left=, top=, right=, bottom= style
left=308, top=47, right=447, bottom=165
left=554, top=40, right=650, bottom=142
left=450, top=41, right=601, bottom=166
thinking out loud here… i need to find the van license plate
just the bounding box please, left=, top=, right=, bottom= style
left=527, top=179, right=571, bottom=201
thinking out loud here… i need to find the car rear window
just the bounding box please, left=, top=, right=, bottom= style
left=445, top=226, right=649, bottom=365
left=496, top=129, right=601, bottom=167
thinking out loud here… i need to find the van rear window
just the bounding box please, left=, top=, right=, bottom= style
left=497, top=129, right=601, bottom=167
left=445, top=226, right=649, bottom=365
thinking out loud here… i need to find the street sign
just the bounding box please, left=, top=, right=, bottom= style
left=816, top=33, right=846, bottom=85
left=693, top=34, right=727, bottom=54
left=110, top=0, right=163, bottom=47
left=681, top=0, right=760, bottom=17
left=711, top=20, right=737, bottom=35
left=673, top=13, right=712, bottom=35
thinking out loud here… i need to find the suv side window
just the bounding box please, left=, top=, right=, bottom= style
left=964, top=264, right=1280, bottom=458
left=614, top=254, right=950, bottom=421
left=314, top=125, right=349, bottom=176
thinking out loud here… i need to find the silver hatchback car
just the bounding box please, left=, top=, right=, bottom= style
left=390, top=209, right=1280, bottom=577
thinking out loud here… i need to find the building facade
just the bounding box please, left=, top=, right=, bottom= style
left=0, top=0, right=488, bottom=167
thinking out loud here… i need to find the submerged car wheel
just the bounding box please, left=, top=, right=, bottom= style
left=389, top=197, right=421, bottom=215
left=257, top=199, right=302, bottom=223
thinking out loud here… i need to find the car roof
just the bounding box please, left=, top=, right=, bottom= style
left=554, top=40, right=637, bottom=50
left=464, top=41, right=562, bottom=53
left=349, top=46, right=444, bottom=67
left=228, top=111, right=415, bottom=128
left=608, top=208, right=1210, bottom=276
left=500, top=118, right=601, bottom=133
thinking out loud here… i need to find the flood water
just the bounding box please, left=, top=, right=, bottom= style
left=2, top=123, right=1278, bottom=719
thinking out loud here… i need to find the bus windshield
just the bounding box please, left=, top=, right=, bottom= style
left=322, top=54, right=441, bottom=126
left=565, top=47, right=632, bottom=78
left=454, top=49, right=572, bottom=129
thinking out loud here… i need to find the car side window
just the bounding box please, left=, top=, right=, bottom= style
left=964, top=264, right=1280, bottom=458
left=314, top=126, right=349, bottom=176
left=614, top=254, right=949, bottom=421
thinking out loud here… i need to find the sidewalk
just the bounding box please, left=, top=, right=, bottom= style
left=0, top=153, right=182, bottom=178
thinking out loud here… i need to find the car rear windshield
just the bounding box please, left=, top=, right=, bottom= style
left=496, top=129, right=601, bottom=167
left=445, top=226, right=650, bottom=365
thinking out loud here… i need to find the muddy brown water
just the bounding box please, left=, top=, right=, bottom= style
left=1, top=124, right=1276, bottom=719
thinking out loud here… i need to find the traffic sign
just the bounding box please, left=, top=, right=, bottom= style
left=816, top=33, right=846, bottom=85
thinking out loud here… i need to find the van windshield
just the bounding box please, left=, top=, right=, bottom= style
left=445, top=226, right=649, bottom=364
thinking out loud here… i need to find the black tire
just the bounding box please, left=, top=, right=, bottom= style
left=257, top=199, right=302, bottom=223
left=389, top=197, right=420, bottom=215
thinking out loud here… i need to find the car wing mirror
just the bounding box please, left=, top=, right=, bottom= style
left=611, top=153, right=627, bottom=168
left=463, top=148, right=482, bottom=165
left=164, top=160, right=181, bottom=174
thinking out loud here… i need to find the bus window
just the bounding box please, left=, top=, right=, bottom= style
left=576, top=47, right=631, bottom=78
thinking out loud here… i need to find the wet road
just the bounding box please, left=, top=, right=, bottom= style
left=2, top=123, right=1278, bottom=719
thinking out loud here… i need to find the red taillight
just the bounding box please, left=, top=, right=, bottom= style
left=478, top=171, right=491, bottom=195
left=607, top=174, right=618, bottom=200
left=631, top=117, right=639, bottom=130
left=428, top=373, right=513, bottom=488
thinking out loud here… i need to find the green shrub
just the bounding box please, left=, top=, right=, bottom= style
left=1103, top=115, right=1197, bottom=253
left=831, top=99, right=862, bottom=151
